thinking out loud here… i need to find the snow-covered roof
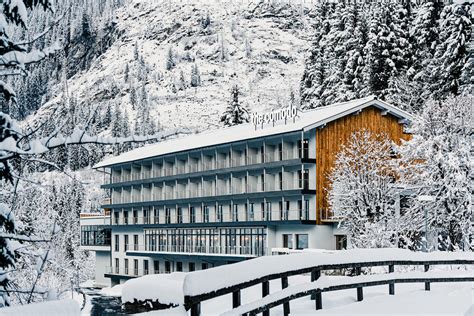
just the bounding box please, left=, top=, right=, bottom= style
left=94, top=96, right=413, bottom=168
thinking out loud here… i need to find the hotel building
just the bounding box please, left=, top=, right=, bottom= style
left=81, top=96, right=412, bottom=286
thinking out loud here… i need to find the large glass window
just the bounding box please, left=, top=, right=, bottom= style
left=81, top=225, right=111, bottom=246
left=176, top=261, right=183, bottom=272
left=144, top=227, right=266, bottom=256
left=296, top=234, right=308, bottom=249
left=153, top=260, right=159, bottom=274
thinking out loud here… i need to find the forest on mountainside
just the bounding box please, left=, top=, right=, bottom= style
left=301, top=1, right=472, bottom=111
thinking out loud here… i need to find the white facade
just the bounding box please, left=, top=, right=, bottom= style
left=82, top=97, right=412, bottom=285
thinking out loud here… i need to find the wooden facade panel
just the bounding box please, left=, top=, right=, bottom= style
left=315, top=106, right=411, bottom=224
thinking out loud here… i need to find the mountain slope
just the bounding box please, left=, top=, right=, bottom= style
left=32, top=0, right=313, bottom=134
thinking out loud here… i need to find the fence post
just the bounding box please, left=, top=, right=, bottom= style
left=355, top=267, right=363, bottom=301
left=315, top=290, right=323, bottom=310
left=232, top=290, right=241, bottom=308
left=388, top=264, right=395, bottom=295
left=190, top=302, right=201, bottom=316
left=311, top=268, right=321, bottom=300
left=281, top=276, right=290, bottom=316
left=262, top=280, right=270, bottom=316
left=424, top=264, right=430, bottom=291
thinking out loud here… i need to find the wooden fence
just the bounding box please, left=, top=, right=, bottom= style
left=184, top=258, right=474, bottom=316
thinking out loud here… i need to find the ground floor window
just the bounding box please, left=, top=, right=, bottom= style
left=153, top=260, right=159, bottom=274
left=283, top=234, right=293, bottom=249
left=202, top=263, right=208, bottom=270
left=335, top=235, right=347, bottom=250
left=124, top=259, right=129, bottom=274
left=134, top=259, right=138, bottom=275
left=165, top=261, right=171, bottom=273
left=115, top=258, right=119, bottom=274
left=143, top=260, right=149, bottom=275
left=189, top=262, right=195, bottom=272
left=176, top=261, right=183, bottom=272
left=296, top=234, right=308, bottom=249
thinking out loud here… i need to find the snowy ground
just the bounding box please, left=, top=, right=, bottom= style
left=98, top=274, right=473, bottom=316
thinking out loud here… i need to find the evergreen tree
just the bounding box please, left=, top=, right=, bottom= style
left=124, top=63, right=129, bottom=83
left=300, top=1, right=331, bottom=108
left=190, top=64, right=201, bottom=87
left=220, top=85, right=249, bottom=126
left=134, top=41, right=139, bottom=60
left=178, top=70, right=187, bottom=91
left=129, top=85, right=137, bottom=109
left=166, top=47, right=175, bottom=70
left=429, top=4, right=472, bottom=98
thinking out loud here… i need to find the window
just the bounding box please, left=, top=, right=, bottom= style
left=165, top=208, right=171, bottom=224
left=133, top=209, right=138, bottom=224
left=278, top=201, right=289, bottom=220
left=176, top=261, right=183, bottom=272
left=296, top=234, right=308, bottom=249
left=232, top=204, right=238, bottom=222
left=202, top=263, right=208, bottom=270
left=115, top=258, right=119, bottom=274
left=144, top=260, right=149, bottom=275
left=114, top=211, right=119, bottom=225
left=134, top=259, right=138, bottom=275
left=217, top=205, right=223, bottom=222
left=261, top=202, right=265, bottom=220
left=124, top=259, right=129, bottom=274
left=283, top=234, right=293, bottom=249
left=133, top=234, right=138, bottom=251
left=165, top=261, right=171, bottom=273
left=114, top=235, right=119, bottom=252
left=189, top=262, right=195, bottom=272
left=260, top=145, right=264, bottom=163
left=177, top=207, right=183, bottom=223
left=266, top=202, right=272, bottom=221
left=247, top=203, right=254, bottom=221
left=153, top=260, right=159, bottom=274
left=336, top=235, right=347, bottom=250
left=203, top=206, right=209, bottom=223
left=298, top=139, right=309, bottom=159
left=143, top=209, right=149, bottom=224
left=124, top=211, right=129, bottom=224
left=298, top=169, right=309, bottom=190
left=278, top=172, right=283, bottom=190
left=153, top=207, right=159, bottom=224
left=278, top=143, right=283, bottom=160
left=261, top=174, right=265, bottom=191
left=190, top=207, right=196, bottom=223
left=124, top=235, right=129, bottom=251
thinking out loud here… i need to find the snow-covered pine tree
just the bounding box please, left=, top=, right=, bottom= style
left=166, top=47, right=175, bottom=70
left=220, top=85, right=249, bottom=126
left=178, top=70, right=187, bottom=91
left=429, top=4, right=472, bottom=98
left=399, top=96, right=472, bottom=251
left=361, top=5, right=393, bottom=99
left=328, top=131, right=421, bottom=249
left=190, top=64, right=201, bottom=87
left=124, top=63, right=130, bottom=83
left=300, top=1, right=331, bottom=109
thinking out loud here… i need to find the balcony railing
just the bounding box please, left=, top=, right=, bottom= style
left=112, top=209, right=309, bottom=226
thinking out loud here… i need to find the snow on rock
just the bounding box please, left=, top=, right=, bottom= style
left=121, top=272, right=186, bottom=305
left=0, top=299, right=80, bottom=316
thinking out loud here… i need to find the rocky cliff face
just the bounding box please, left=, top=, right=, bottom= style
left=31, top=0, right=313, bottom=134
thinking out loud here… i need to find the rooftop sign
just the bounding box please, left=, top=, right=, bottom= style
left=251, top=104, right=299, bottom=128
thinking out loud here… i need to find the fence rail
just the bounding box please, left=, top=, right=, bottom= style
left=184, top=258, right=474, bottom=316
